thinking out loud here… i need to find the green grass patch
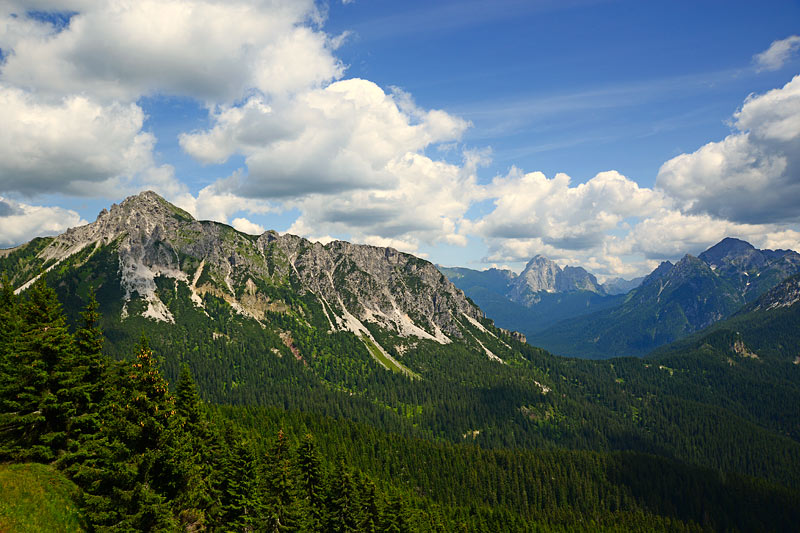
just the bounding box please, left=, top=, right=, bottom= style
left=361, top=335, right=419, bottom=379
left=0, top=463, right=85, bottom=532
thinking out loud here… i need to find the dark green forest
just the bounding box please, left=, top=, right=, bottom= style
left=2, top=277, right=800, bottom=531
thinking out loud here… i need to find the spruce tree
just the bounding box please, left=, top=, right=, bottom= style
left=1, top=279, right=75, bottom=461
left=77, top=337, right=180, bottom=531
left=58, top=289, right=107, bottom=473
left=218, top=428, right=262, bottom=531
left=296, top=433, right=326, bottom=531
left=0, top=276, right=23, bottom=460
left=326, top=456, right=360, bottom=533
left=264, top=429, right=300, bottom=531
left=172, top=364, right=218, bottom=529
left=357, top=475, right=381, bottom=533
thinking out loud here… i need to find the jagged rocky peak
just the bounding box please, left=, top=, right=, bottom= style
left=640, top=260, right=673, bottom=286
left=269, top=235, right=482, bottom=339
left=516, top=255, right=562, bottom=293
left=510, top=255, right=603, bottom=300
left=558, top=265, right=602, bottom=293
left=20, top=190, right=483, bottom=343
left=53, top=190, right=195, bottom=250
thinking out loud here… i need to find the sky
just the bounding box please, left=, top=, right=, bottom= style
left=1, top=0, right=799, bottom=280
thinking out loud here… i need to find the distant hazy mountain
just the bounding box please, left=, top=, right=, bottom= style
left=602, top=276, right=645, bottom=295
left=507, top=256, right=605, bottom=305
left=530, top=238, right=800, bottom=358
left=439, top=257, right=639, bottom=336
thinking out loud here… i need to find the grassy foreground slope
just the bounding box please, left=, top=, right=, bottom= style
left=0, top=463, right=85, bottom=532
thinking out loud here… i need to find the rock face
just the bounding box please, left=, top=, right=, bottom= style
left=264, top=232, right=480, bottom=340
left=508, top=255, right=604, bottom=305
left=752, top=274, right=800, bottom=311
left=11, top=191, right=481, bottom=342
left=698, top=237, right=800, bottom=299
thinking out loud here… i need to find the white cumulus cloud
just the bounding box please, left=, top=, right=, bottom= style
left=468, top=169, right=666, bottom=257
left=182, top=79, right=471, bottom=198
left=656, top=75, right=800, bottom=224
left=0, top=0, right=339, bottom=103
left=231, top=217, right=266, bottom=235
left=0, top=197, right=86, bottom=247
left=0, top=85, right=176, bottom=197
left=754, top=35, right=800, bottom=72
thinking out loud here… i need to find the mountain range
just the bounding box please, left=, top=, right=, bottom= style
left=441, top=237, right=800, bottom=358
left=4, top=191, right=800, bottom=530
left=2, top=191, right=493, bottom=377
left=438, top=256, right=634, bottom=337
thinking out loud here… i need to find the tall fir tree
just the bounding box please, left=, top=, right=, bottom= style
left=0, top=279, right=75, bottom=461
left=296, top=433, right=326, bottom=532
left=326, top=456, right=361, bottom=533
left=77, top=336, right=180, bottom=531
left=58, top=289, right=107, bottom=473
left=217, top=427, right=262, bottom=531
left=0, top=276, right=23, bottom=460
left=172, top=364, right=219, bottom=530
left=263, top=429, right=301, bottom=532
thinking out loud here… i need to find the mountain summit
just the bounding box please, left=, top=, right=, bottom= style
left=507, top=256, right=604, bottom=305
left=530, top=238, right=800, bottom=358
left=3, top=191, right=490, bottom=373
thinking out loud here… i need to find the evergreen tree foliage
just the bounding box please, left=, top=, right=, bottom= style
left=326, top=456, right=361, bottom=533
left=76, top=336, right=181, bottom=530
left=295, top=433, right=325, bottom=531
left=0, top=279, right=74, bottom=461
left=172, top=364, right=218, bottom=528
left=217, top=427, right=262, bottom=531
left=261, top=429, right=301, bottom=531
left=58, top=290, right=107, bottom=475
left=2, top=278, right=800, bottom=532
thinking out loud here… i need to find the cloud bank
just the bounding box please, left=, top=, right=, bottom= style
left=0, top=1, right=798, bottom=277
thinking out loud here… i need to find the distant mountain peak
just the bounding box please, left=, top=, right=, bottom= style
left=507, top=254, right=604, bottom=305
left=698, top=237, right=757, bottom=267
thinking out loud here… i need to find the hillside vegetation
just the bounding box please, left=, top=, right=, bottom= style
left=0, top=463, right=84, bottom=532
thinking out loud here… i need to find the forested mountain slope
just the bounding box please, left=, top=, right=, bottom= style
left=3, top=192, right=800, bottom=530
left=529, top=238, right=800, bottom=358
left=3, top=281, right=800, bottom=531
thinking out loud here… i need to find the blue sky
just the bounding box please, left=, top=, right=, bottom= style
left=1, top=0, right=799, bottom=279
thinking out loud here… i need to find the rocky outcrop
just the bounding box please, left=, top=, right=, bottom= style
left=265, top=231, right=480, bottom=339
left=507, top=255, right=604, bottom=305
left=751, top=275, right=800, bottom=311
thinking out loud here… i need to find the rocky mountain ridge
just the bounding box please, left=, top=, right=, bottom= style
left=530, top=238, right=800, bottom=358
left=3, top=191, right=488, bottom=372
left=507, top=256, right=606, bottom=305
left=750, top=274, right=800, bottom=312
